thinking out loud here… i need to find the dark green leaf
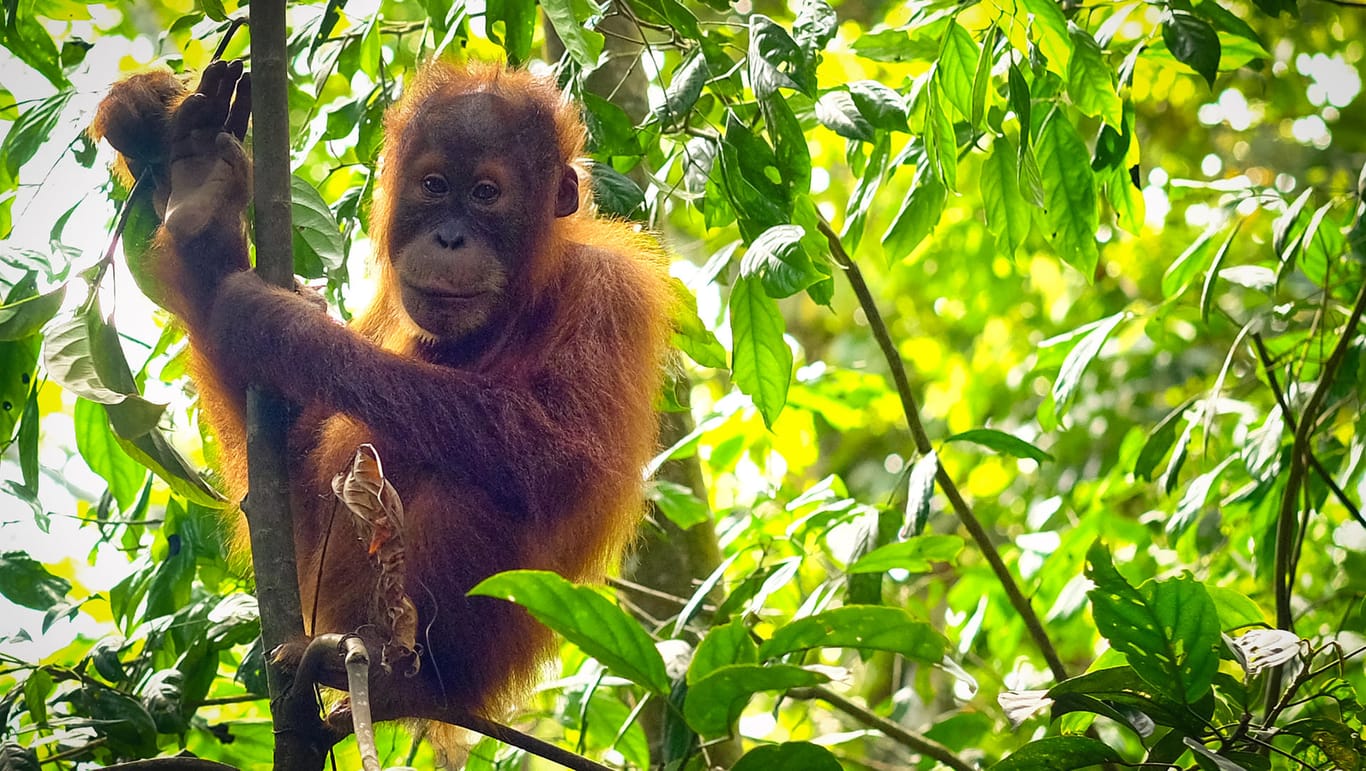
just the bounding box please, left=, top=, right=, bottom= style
left=881, top=175, right=946, bottom=262
left=733, top=742, right=842, bottom=771
left=793, top=0, right=837, bottom=56
left=0, top=93, right=69, bottom=178
left=0, top=742, right=39, bottom=771
left=946, top=429, right=1053, bottom=461
left=656, top=54, right=709, bottom=126
left=0, top=336, right=37, bottom=443
left=852, top=29, right=938, bottom=63
left=0, top=552, right=70, bottom=611
left=990, top=736, right=1122, bottom=770
left=1163, top=11, right=1221, bottom=87
left=291, top=175, right=344, bottom=278
left=849, top=534, right=963, bottom=573
left=748, top=16, right=809, bottom=98
left=627, top=0, right=700, bottom=41
left=815, top=90, right=875, bottom=142
left=1085, top=542, right=1221, bottom=704
left=0, top=283, right=64, bottom=340
left=69, top=684, right=158, bottom=756
left=761, top=93, right=811, bottom=195
left=486, top=0, right=537, bottom=63
left=849, top=80, right=908, bottom=133
left=589, top=163, right=646, bottom=219
left=740, top=224, right=821, bottom=298
left=471, top=570, right=670, bottom=693
left=758, top=606, right=946, bottom=662
left=1036, top=109, right=1099, bottom=276
left=729, top=277, right=792, bottom=428
left=1135, top=402, right=1190, bottom=481
left=683, top=664, right=828, bottom=737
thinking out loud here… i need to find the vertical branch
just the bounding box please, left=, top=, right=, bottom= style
left=246, top=2, right=333, bottom=769
left=818, top=219, right=1070, bottom=683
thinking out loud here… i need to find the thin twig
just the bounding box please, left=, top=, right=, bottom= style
left=1273, top=279, right=1366, bottom=632
left=816, top=218, right=1069, bottom=683
left=790, top=686, right=973, bottom=771
left=1249, top=334, right=1363, bottom=527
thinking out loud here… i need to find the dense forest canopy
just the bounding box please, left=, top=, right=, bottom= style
left=0, top=0, right=1364, bottom=768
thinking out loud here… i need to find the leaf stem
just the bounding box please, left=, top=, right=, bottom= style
left=817, top=218, right=1070, bottom=683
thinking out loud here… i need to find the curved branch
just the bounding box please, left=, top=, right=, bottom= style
left=817, top=219, right=1069, bottom=683
left=789, top=686, right=973, bottom=771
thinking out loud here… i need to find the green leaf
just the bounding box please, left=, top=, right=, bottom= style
left=657, top=54, right=709, bottom=125
left=990, top=736, right=1122, bottom=770
left=982, top=136, right=1031, bottom=256
left=627, top=0, right=700, bottom=41
left=669, top=279, right=728, bottom=369
left=684, top=664, right=828, bottom=737
left=1067, top=23, right=1122, bottom=126
left=852, top=28, right=938, bottom=63
left=848, top=534, right=963, bottom=573
left=1020, top=0, right=1073, bottom=72
left=1048, top=666, right=1206, bottom=731
left=758, top=606, right=946, bottom=662
left=0, top=283, right=65, bottom=340
left=946, top=429, right=1053, bottom=461
left=0, top=552, right=70, bottom=611
left=815, top=90, right=875, bottom=142
left=740, top=225, right=821, bottom=298
left=1047, top=312, right=1126, bottom=420
left=719, top=120, right=788, bottom=238
left=0, top=14, right=68, bottom=88
left=971, top=26, right=997, bottom=128
left=43, top=313, right=166, bottom=439
left=0, top=93, right=67, bottom=178
left=748, top=16, right=809, bottom=98
left=646, top=480, right=711, bottom=529
left=729, top=277, right=792, bottom=428
left=1163, top=11, right=1221, bottom=87
left=936, top=21, right=979, bottom=122
left=688, top=618, right=758, bottom=684
left=0, top=336, right=38, bottom=443
left=589, top=162, right=646, bottom=219
left=73, top=398, right=145, bottom=512
left=881, top=175, right=946, bottom=262
left=761, top=93, right=811, bottom=195
left=470, top=570, right=670, bottom=693
left=733, top=742, right=842, bottom=771
left=1085, top=542, right=1222, bottom=704
left=484, top=0, right=533, bottom=61
left=1036, top=109, right=1099, bottom=276
left=849, top=80, right=909, bottom=133
left=540, top=0, right=604, bottom=68
left=1161, top=226, right=1220, bottom=300
left=291, top=175, right=345, bottom=278
left=1134, top=402, right=1189, bottom=481
left=794, top=0, right=837, bottom=56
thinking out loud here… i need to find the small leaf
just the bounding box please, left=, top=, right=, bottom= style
left=589, top=162, right=646, bottom=219
left=688, top=618, right=758, bottom=684
left=683, top=664, right=828, bottom=736
left=647, top=480, right=711, bottom=529
left=1049, top=312, right=1126, bottom=420
left=657, top=54, right=709, bottom=125
left=990, top=736, right=1121, bottom=770
left=848, top=534, right=963, bottom=574
left=729, top=277, right=792, bottom=427
left=0, top=284, right=65, bottom=341
left=757, top=606, right=946, bottom=662
left=900, top=450, right=938, bottom=539
left=733, top=742, right=841, bottom=771
left=1163, top=11, right=1221, bottom=87
left=471, top=570, right=670, bottom=693
left=848, top=80, right=908, bottom=133
left=946, top=429, right=1053, bottom=462
left=0, top=552, right=70, bottom=611
left=670, top=279, right=727, bottom=369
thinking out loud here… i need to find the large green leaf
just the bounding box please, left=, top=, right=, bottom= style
left=848, top=534, right=963, bottom=573
left=740, top=224, right=822, bottom=298
left=991, top=737, right=1121, bottom=770
left=1163, top=11, right=1221, bottom=87
left=1067, top=23, right=1121, bottom=125
left=757, top=606, right=946, bottom=662
left=881, top=175, right=946, bottom=262
left=684, top=664, right=828, bottom=737
left=542, top=0, right=605, bottom=68
left=733, top=742, right=841, bottom=771
left=290, top=175, right=344, bottom=278
left=729, top=277, right=792, bottom=427
left=1085, top=543, right=1221, bottom=704
left=1036, top=109, right=1099, bottom=276
left=0, top=552, right=70, bottom=611
left=936, top=21, right=979, bottom=122
left=470, top=570, right=670, bottom=693
left=982, top=136, right=1030, bottom=255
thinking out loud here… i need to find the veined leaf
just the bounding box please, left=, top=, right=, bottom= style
left=1067, top=23, right=1122, bottom=126
left=1037, top=109, right=1099, bottom=277
left=729, top=277, right=792, bottom=427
